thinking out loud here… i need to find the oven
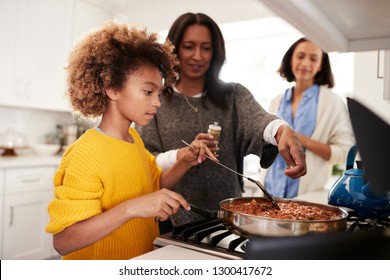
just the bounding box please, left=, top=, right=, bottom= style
left=153, top=209, right=390, bottom=260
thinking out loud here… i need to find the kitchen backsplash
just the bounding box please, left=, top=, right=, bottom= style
left=0, top=106, right=78, bottom=145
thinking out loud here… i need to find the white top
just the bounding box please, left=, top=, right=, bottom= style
left=260, top=86, right=355, bottom=196
left=156, top=118, right=287, bottom=171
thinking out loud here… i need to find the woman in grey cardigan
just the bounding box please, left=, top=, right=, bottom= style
left=136, top=13, right=306, bottom=231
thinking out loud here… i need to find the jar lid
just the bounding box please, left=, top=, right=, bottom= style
left=208, top=122, right=221, bottom=131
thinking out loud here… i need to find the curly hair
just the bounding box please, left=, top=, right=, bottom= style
left=278, top=37, right=334, bottom=88
left=66, top=21, right=178, bottom=118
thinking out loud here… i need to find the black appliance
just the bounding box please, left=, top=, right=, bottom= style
left=245, top=213, right=390, bottom=259
left=154, top=212, right=390, bottom=260
left=154, top=98, right=390, bottom=259
left=245, top=98, right=390, bottom=259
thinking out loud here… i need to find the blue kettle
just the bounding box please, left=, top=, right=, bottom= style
left=328, top=145, right=390, bottom=218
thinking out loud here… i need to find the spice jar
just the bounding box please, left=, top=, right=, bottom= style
left=208, top=122, right=221, bottom=141
left=208, top=122, right=221, bottom=154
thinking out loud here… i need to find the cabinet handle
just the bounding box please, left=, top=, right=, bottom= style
left=21, top=178, right=41, bottom=183
left=24, top=80, right=31, bottom=98
left=9, top=206, right=14, bottom=226
left=377, top=50, right=384, bottom=79
left=15, top=79, right=21, bottom=97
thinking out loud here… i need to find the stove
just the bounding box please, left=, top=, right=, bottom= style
left=154, top=218, right=246, bottom=259
left=154, top=212, right=390, bottom=260
left=346, top=214, right=390, bottom=233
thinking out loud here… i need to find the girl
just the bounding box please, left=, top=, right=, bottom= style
left=46, top=21, right=217, bottom=260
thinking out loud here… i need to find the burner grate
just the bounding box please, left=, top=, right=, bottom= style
left=155, top=213, right=390, bottom=259
left=209, top=230, right=233, bottom=247
left=170, top=219, right=247, bottom=255
left=173, top=219, right=220, bottom=239
left=194, top=225, right=226, bottom=243
left=346, top=214, right=390, bottom=233
left=228, top=236, right=247, bottom=251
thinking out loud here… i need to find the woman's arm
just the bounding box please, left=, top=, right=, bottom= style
left=296, top=132, right=331, bottom=160
left=160, top=139, right=218, bottom=188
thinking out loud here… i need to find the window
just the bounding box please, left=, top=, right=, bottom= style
left=159, top=17, right=354, bottom=109
left=219, top=18, right=354, bottom=110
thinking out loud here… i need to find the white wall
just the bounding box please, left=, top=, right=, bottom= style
left=353, top=51, right=390, bottom=124
left=0, top=106, right=74, bottom=145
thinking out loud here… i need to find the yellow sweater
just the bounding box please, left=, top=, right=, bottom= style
left=46, top=128, right=161, bottom=259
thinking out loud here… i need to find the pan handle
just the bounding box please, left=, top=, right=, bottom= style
left=189, top=203, right=219, bottom=219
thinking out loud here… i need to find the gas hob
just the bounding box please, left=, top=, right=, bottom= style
left=154, top=213, right=390, bottom=260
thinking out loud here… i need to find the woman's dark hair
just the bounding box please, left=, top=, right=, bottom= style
left=278, top=37, right=334, bottom=88
left=166, top=13, right=230, bottom=109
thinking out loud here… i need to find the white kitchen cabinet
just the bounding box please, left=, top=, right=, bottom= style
left=0, top=170, right=4, bottom=260
left=1, top=166, right=58, bottom=260
left=2, top=190, right=54, bottom=260
left=4, top=166, right=56, bottom=194
left=0, top=0, right=72, bottom=111
left=0, top=168, right=4, bottom=197
left=0, top=0, right=18, bottom=104
left=0, top=0, right=111, bottom=112
left=353, top=51, right=390, bottom=124
left=70, top=0, right=112, bottom=45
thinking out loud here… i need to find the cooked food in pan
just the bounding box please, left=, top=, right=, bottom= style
left=223, top=199, right=343, bottom=221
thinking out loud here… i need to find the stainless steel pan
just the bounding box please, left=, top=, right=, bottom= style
left=190, top=197, right=348, bottom=238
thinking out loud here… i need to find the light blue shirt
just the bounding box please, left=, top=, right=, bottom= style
left=265, top=84, right=319, bottom=197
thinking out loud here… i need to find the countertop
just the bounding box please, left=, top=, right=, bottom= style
left=0, top=154, right=62, bottom=168
left=132, top=245, right=225, bottom=260
left=295, top=176, right=339, bottom=205
left=295, top=189, right=329, bottom=205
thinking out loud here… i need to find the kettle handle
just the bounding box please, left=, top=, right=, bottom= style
left=346, top=145, right=358, bottom=170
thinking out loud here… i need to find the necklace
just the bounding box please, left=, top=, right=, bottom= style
left=182, top=95, right=198, bottom=113
left=95, top=127, right=134, bottom=143
left=175, top=84, right=200, bottom=113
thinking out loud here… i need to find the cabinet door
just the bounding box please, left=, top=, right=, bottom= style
left=2, top=191, right=54, bottom=260
left=0, top=195, right=3, bottom=260
left=0, top=168, right=4, bottom=196
left=0, top=170, right=4, bottom=260
left=13, top=0, right=72, bottom=111
left=0, top=0, right=111, bottom=111
left=70, top=0, right=112, bottom=45
left=0, top=0, right=72, bottom=111
left=0, top=0, right=18, bottom=105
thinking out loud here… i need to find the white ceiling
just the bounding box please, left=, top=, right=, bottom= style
left=93, top=0, right=390, bottom=52
left=92, top=0, right=277, bottom=32
left=260, top=0, right=390, bottom=52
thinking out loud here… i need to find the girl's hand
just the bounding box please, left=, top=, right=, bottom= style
left=52, top=188, right=190, bottom=255
left=128, top=188, right=190, bottom=222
